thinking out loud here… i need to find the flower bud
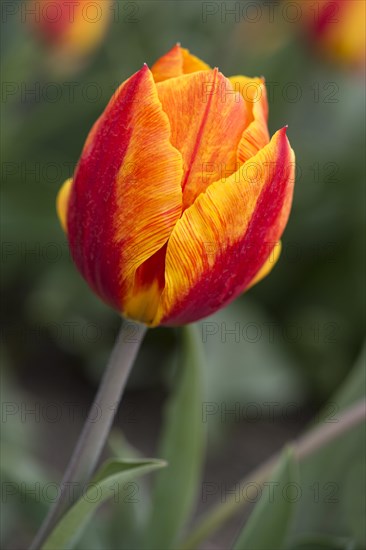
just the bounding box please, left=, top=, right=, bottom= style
left=57, top=45, right=296, bottom=326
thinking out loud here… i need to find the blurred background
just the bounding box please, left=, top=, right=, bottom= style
left=1, top=1, right=365, bottom=549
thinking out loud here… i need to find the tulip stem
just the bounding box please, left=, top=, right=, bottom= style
left=29, top=321, right=147, bottom=550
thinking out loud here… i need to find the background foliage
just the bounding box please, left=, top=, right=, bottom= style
left=1, top=1, right=365, bottom=548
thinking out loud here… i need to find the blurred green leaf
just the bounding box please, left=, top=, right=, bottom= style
left=106, top=430, right=150, bottom=550
left=144, top=324, right=206, bottom=549
left=197, top=299, right=305, bottom=442
left=234, top=447, right=299, bottom=550
left=41, top=458, right=166, bottom=550
left=288, top=345, right=366, bottom=547
left=329, top=343, right=366, bottom=410
left=180, top=351, right=365, bottom=550
left=288, top=533, right=356, bottom=550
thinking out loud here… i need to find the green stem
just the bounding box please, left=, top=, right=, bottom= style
left=181, top=398, right=366, bottom=550
left=29, top=321, right=147, bottom=550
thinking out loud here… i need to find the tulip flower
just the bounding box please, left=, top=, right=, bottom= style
left=29, top=0, right=112, bottom=61
left=301, top=0, right=365, bottom=68
left=57, top=45, right=295, bottom=326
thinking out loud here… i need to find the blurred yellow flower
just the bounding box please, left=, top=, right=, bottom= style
left=29, top=0, right=112, bottom=64
left=301, top=0, right=365, bottom=69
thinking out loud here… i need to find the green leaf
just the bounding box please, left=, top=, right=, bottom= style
left=145, top=324, right=207, bottom=549
left=41, top=458, right=166, bottom=550
left=106, top=430, right=150, bottom=550
left=328, top=343, right=366, bottom=411
left=288, top=533, right=356, bottom=549
left=197, top=300, right=305, bottom=445
left=234, top=447, right=299, bottom=550
left=288, top=345, right=366, bottom=547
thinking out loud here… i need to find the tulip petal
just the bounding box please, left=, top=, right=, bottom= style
left=63, top=0, right=112, bottom=56
left=65, top=65, right=183, bottom=314
left=155, top=128, right=295, bottom=326
left=157, top=69, right=247, bottom=209
left=230, top=76, right=270, bottom=163
left=151, top=44, right=211, bottom=83
left=56, top=177, right=73, bottom=232
left=246, top=241, right=282, bottom=290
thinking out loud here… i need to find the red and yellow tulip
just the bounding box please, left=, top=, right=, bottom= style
left=57, top=45, right=295, bottom=326
left=301, top=0, right=365, bottom=68
left=29, top=0, right=112, bottom=61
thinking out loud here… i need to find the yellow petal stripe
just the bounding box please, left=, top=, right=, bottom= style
left=230, top=75, right=270, bottom=163
left=154, top=129, right=294, bottom=326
